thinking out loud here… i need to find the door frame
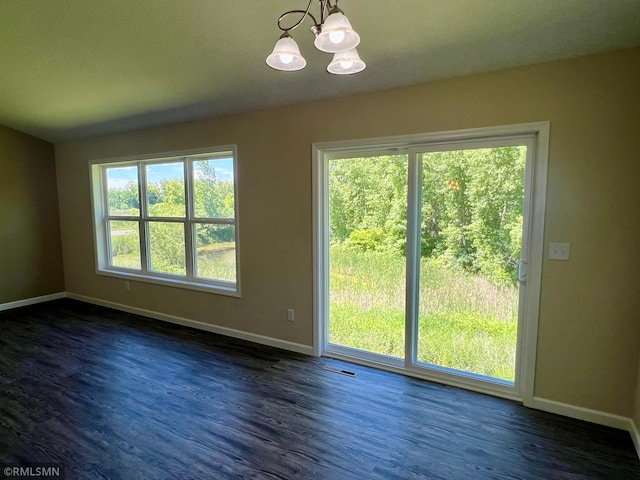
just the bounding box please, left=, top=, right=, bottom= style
left=312, top=122, right=549, bottom=406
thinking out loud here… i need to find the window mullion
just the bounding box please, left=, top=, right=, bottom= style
left=101, top=166, right=114, bottom=267
left=184, top=159, right=195, bottom=279
left=192, top=217, right=235, bottom=225
left=139, top=162, right=149, bottom=273
left=185, top=158, right=194, bottom=221
left=405, top=150, right=422, bottom=369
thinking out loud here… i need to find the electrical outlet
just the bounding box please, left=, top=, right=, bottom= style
left=287, top=309, right=295, bottom=322
left=125, top=281, right=131, bottom=290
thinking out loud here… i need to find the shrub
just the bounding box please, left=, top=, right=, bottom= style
left=111, top=233, right=138, bottom=256
left=344, top=228, right=386, bottom=252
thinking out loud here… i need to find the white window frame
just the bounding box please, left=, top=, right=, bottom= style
left=89, top=146, right=240, bottom=297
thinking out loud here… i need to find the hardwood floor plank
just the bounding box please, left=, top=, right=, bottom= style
left=0, top=299, right=638, bottom=479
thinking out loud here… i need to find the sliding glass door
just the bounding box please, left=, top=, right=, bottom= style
left=327, top=154, right=408, bottom=365
left=414, top=145, right=527, bottom=383
left=316, top=124, right=548, bottom=401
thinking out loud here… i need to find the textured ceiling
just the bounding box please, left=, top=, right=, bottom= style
left=1, top=0, right=639, bottom=142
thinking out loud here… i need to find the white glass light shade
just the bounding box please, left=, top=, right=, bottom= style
left=314, top=12, right=360, bottom=53
left=266, top=36, right=306, bottom=71
left=327, top=48, right=366, bottom=75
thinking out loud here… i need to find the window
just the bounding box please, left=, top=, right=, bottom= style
left=90, top=148, right=239, bottom=295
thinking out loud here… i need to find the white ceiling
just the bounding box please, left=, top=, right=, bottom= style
left=1, top=0, right=639, bottom=142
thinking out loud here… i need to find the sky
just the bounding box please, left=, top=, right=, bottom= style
left=107, top=158, right=234, bottom=189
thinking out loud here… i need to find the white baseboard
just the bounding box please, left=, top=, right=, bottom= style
left=531, top=396, right=633, bottom=431
left=630, top=419, right=640, bottom=460
left=66, top=293, right=314, bottom=356
left=0, top=292, right=66, bottom=312
left=531, top=396, right=640, bottom=457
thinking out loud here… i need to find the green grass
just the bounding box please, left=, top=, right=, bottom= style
left=111, top=237, right=235, bottom=282
left=196, top=241, right=236, bottom=282
left=329, top=246, right=518, bottom=381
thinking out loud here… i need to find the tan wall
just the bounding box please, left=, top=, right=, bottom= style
left=55, top=47, right=640, bottom=417
left=0, top=125, right=64, bottom=303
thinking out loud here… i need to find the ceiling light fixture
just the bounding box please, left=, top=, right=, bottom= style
left=266, top=0, right=365, bottom=75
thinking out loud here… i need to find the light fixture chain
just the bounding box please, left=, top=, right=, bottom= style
left=277, top=0, right=318, bottom=33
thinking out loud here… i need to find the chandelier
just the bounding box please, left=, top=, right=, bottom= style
left=266, top=0, right=365, bottom=75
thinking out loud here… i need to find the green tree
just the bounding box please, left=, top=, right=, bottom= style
left=328, top=147, right=526, bottom=286
left=148, top=221, right=186, bottom=275
left=423, top=152, right=475, bottom=270
left=193, top=160, right=235, bottom=244
left=329, top=155, right=407, bottom=254
left=147, top=179, right=185, bottom=217
left=465, top=147, right=525, bottom=283
left=108, top=181, right=140, bottom=214
left=421, top=147, right=525, bottom=284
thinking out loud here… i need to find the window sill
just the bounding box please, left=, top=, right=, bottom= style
left=97, top=269, right=240, bottom=298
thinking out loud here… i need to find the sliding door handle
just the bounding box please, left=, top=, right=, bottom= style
left=518, top=259, right=528, bottom=285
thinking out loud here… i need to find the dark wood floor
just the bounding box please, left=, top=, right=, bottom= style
left=0, top=299, right=638, bottom=479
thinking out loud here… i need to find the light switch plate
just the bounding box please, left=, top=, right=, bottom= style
left=549, top=242, right=570, bottom=261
